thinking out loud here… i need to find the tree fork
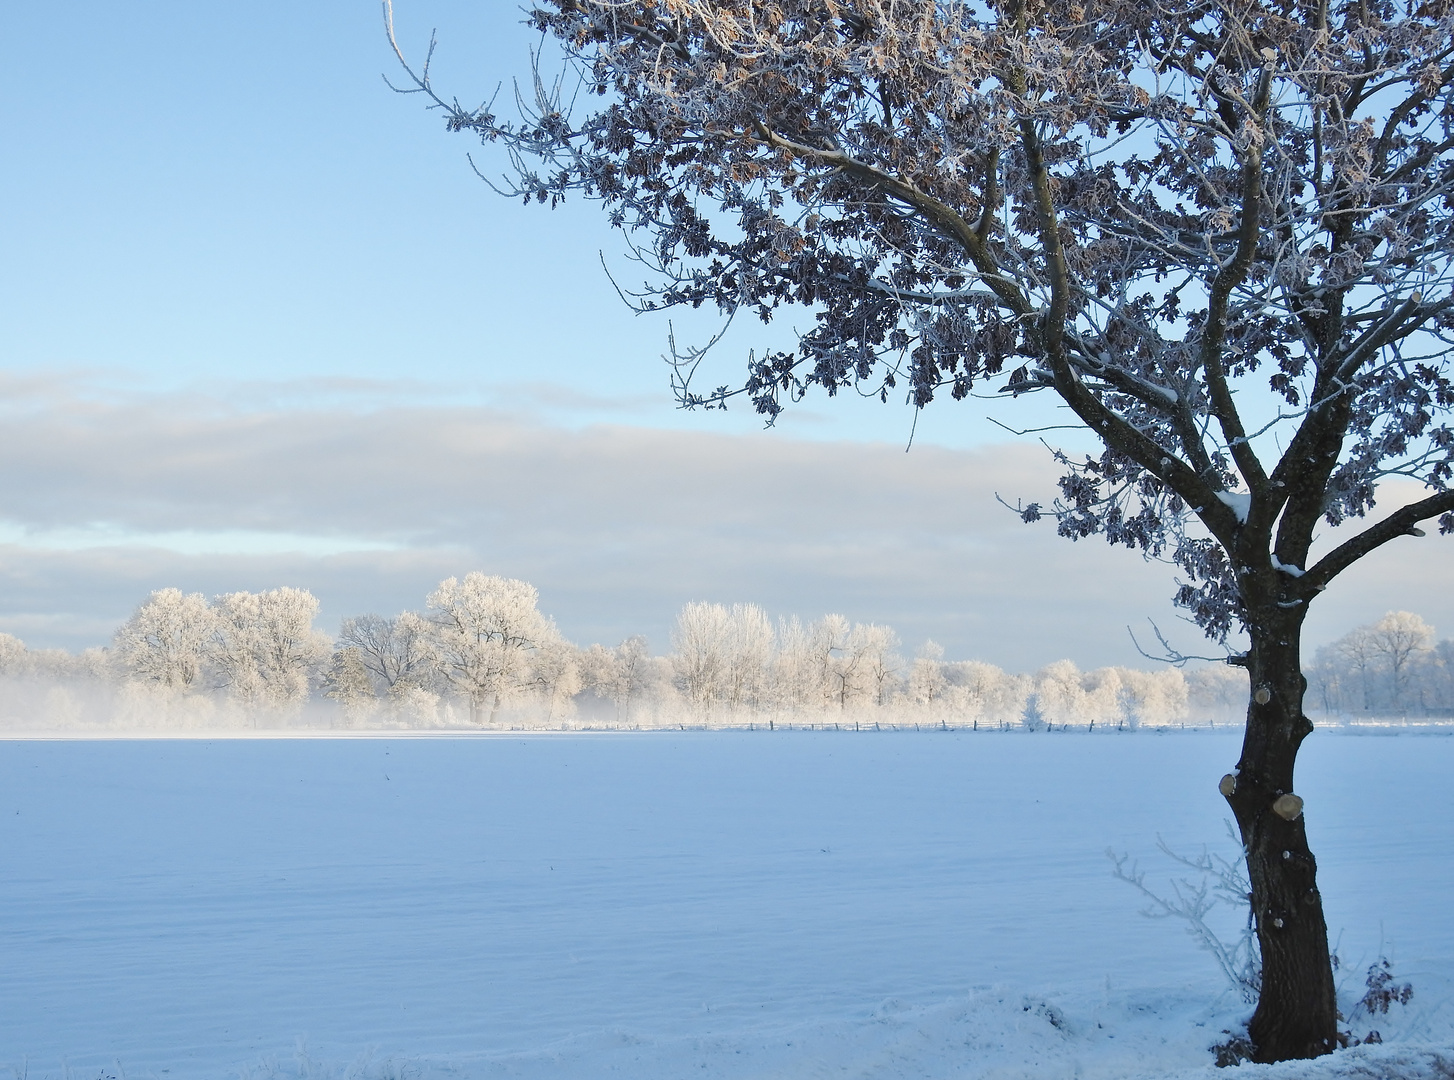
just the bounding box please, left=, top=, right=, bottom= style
left=1224, top=605, right=1338, bottom=1061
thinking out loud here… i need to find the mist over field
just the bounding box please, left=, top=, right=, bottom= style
left=2, top=580, right=1448, bottom=735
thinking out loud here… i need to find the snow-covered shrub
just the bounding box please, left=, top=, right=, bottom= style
left=1110, top=825, right=1260, bottom=1005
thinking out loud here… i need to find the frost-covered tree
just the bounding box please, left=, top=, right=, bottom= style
left=1365, top=610, right=1435, bottom=710
left=1034, top=659, right=1092, bottom=728
left=113, top=588, right=216, bottom=693
left=908, top=640, right=949, bottom=711
left=852, top=623, right=902, bottom=707
left=209, top=593, right=269, bottom=707
left=1424, top=638, right=1454, bottom=712
left=1115, top=666, right=1190, bottom=727
left=671, top=601, right=733, bottom=711
left=0, top=632, right=31, bottom=678
left=1029, top=660, right=1132, bottom=728
left=1185, top=662, right=1253, bottom=726
left=324, top=646, right=378, bottom=725
left=209, top=588, right=330, bottom=711
left=670, top=601, right=776, bottom=712
left=426, top=573, right=559, bottom=724
left=25, top=647, right=109, bottom=683
left=251, top=587, right=332, bottom=708
left=812, top=614, right=858, bottom=708
left=769, top=615, right=822, bottom=713
left=585, top=635, right=656, bottom=722
left=822, top=619, right=861, bottom=708
left=722, top=603, right=775, bottom=710
left=672, top=606, right=899, bottom=714
left=529, top=638, right=583, bottom=722
left=1084, top=666, right=1129, bottom=727
left=1305, top=643, right=1347, bottom=716
left=1309, top=610, right=1443, bottom=716
left=1329, top=622, right=1379, bottom=712
left=337, top=612, right=436, bottom=694
left=946, top=660, right=1030, bottom=728
left=391, top=0, right=1454, bottom=1056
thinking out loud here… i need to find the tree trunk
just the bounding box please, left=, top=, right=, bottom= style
left=1224, top=607, right=1338, bottom=1062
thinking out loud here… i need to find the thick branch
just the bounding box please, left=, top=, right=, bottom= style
left=1197, top=66, right=1273, bottom=497
left=1303, top=490, right=1454, bottom=591
left=1011, top=101, right=1236, bottom=541
left=1372, top=54, right=1454, bottom=174
left=1268, top=294, right=1431, bottom=563
left=1334, top=293, right=1426, bottom=382
left=1021, top=117, right=1070, bottom=348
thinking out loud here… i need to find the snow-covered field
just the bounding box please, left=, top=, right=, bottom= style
left=2, top=729, right=1451, bottom=1080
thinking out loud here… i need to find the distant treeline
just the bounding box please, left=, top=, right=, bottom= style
left=1307, top=611, right=1454, bottom=719
left=1, top=575, right=1448, bottom=730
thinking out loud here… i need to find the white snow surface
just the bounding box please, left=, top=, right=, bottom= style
left=2, top=730, right=1452, bottom=1080
left=1215, top=490, right=1253, bottom=524
left=1271, top=555, right=1306, bottom=577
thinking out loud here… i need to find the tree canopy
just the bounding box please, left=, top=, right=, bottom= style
left=390, top=0, right=1454, bottom=646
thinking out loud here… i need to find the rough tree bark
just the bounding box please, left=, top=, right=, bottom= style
left=1227, top=606, right=1337, bottom=1061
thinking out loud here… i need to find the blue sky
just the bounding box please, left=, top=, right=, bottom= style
left=3, top=0, right=1061, bottom=441
left=1, top=2, right=1449, bottom=667
left=4, top=4, right=640, bottom=408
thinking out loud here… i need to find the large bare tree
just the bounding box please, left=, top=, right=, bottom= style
left=387, top=0, right=1454, bottom=1062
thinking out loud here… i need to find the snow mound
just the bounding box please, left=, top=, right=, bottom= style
left=1215, top=490, right=1253, bottom=524
left=221, top=1004, right=1453, bottom=1080
left=1201, top=1045, right=1454, bottom=1080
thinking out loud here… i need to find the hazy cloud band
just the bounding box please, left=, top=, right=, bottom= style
left=1, top=378, right=1447, bottom=667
